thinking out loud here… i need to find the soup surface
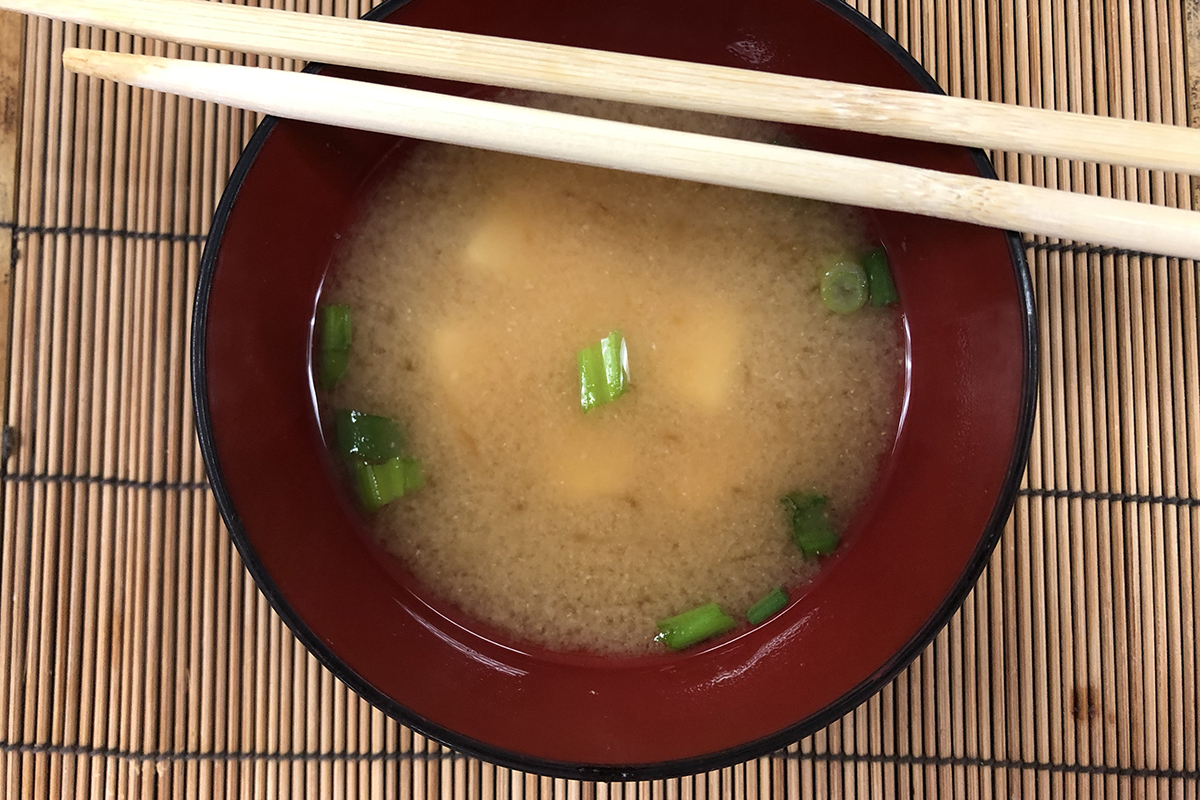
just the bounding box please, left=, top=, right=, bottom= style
left=322, top=101, right=903, bottom=654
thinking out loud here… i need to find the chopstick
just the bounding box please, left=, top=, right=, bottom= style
left=12, top=0, right=1200, bottom=176
left=63, top=48, right=1200, bottom=260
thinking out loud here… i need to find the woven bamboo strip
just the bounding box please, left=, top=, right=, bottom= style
left=0, top=26, right=25, bottom=800
left=1056, top=7, right=1089, bottom=792
left=1163, top=6, right=1192, bottom=793
left=0, top=14, right=28, bottom=800
left=1057, top=247, right=1084, bottom=791
left=25, top=17, right=62, bottom=800
left=1135, top=3, right=1175, bottom=788
left=115, top=27, right=146, bottom=798
left=162, top=59, right=187, bottom=800
left=1170, top=12, right=1200, bottom=794
left=54, top=25, right=85, bottom=800
left=47, top=22, right=82, bottom=800
left=1163, top=0, right=1190, bottom=210
left=23, top=18, right=53, bottom=798
left=83, top=27, right=114, bottom=800
left=1072, top=5, right=1107, bottom=791
left=1189, top=1, right=1200, bottom=211
left=0, top=11, right=21, bottom=434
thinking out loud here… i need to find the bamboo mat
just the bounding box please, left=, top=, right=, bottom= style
left=1, top=1, right=1198, bottom=798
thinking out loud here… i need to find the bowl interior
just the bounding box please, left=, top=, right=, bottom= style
left=195, top=0, right=1034, bottom=779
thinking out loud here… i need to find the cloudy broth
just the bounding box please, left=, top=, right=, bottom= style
left=320, top=100, right=903, bottom=654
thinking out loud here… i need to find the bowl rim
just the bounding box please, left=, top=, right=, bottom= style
left=192, top=0, right=1038, bottom=780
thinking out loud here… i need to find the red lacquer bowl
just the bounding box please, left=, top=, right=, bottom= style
left=194, top=0, right=1036, bottom=779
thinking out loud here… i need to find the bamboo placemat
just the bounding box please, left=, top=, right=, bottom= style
left=1, top=1, right=1197, bottom=798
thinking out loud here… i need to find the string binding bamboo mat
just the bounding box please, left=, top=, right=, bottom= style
left=1, top=0, right=1197, bottom=798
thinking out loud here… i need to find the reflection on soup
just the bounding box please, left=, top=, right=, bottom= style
left=318, top=101, right=903, bottom=654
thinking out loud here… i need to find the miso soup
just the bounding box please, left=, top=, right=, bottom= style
left=319, top=99, right=903, bottom=654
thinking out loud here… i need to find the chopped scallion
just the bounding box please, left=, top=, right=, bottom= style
left=372, top=456, right=407, bottom=500
left=335, top=409, right=406, bottom=463
left=862, top=247, right=899, bottom=306
left=819, top=260, right=869, bottom=314
left=384, top=456, right=422, bottom=495
left=320, top=304, right=352, bottom=351
left=319, top=349, right=349, bottom=392
left=578, top=330, right=629, bottom=412
left=318, top=304, right=352, bottom=389
left=352, top=456, right=423, bottom=511
left=746, top=586, right=789, bottom=625
left=781, top=491, right=839, bottom=556
left=655, top=602, right=736, bottom=650
left=353, top=459, right=386, bottom=512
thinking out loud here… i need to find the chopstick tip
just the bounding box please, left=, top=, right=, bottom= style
left=62, top=47, right=150, bottom=84
left=62, top=47, right=92, bottom=74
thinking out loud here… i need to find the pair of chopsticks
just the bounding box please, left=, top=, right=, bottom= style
left=8, top=0, right=1200, bottom=259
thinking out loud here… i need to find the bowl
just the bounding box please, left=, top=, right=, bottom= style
left=193, top=0, right=1036, bottom=780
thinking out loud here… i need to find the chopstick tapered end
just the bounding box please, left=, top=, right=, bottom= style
left=62, top=47, right=96, bottom=74
left=63, top=47, right=152, bottom=83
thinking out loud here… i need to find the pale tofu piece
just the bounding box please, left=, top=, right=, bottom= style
left=544, top=426, right=637, bottom=500
left=428, top=320, right=495, bottom=416
left=461, top=195, right=544, bottom=280
left=658, top=296, right=742, bottom=412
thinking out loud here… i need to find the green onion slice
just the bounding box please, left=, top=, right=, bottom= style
left=862, top=247, right=899, bottom=306
left=318, top=349, right=349, bottom=393
left=372, top=456, right=407, bottom=501
left=819, top=260, right=869, bottom=314
left=578, top=330, right=630, bottom=412
left=353, top=460, right=387, bottom=512
left=379, top=456, right=423, bottom=496
left=655, top=602, right=737, bottom=650
left=781, top=491, right=840, bottom=556
left=746, top=586, right=789, bottom=625
left=335, top=409, right=406, bottom=463
left=317, top=304, right=352, bottom=389
left=352, top=456, right=423, bottom=511
left=320, top=304, right=352, bottom=351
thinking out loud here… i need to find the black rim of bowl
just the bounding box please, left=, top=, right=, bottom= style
left=192, top=0, right=1038, bottom=782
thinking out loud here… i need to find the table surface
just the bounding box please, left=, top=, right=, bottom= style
left=0, top=2, right=1198, bottom=799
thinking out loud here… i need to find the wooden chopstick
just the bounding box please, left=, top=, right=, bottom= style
left=12, top=0, right=1200, bottom=176
left=62, top=48, right=1200, bottom=260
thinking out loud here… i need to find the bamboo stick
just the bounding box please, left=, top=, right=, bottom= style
left=61, top=48, right=1200, bottom=260
left=10, top=0, right=1200, bottom=175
